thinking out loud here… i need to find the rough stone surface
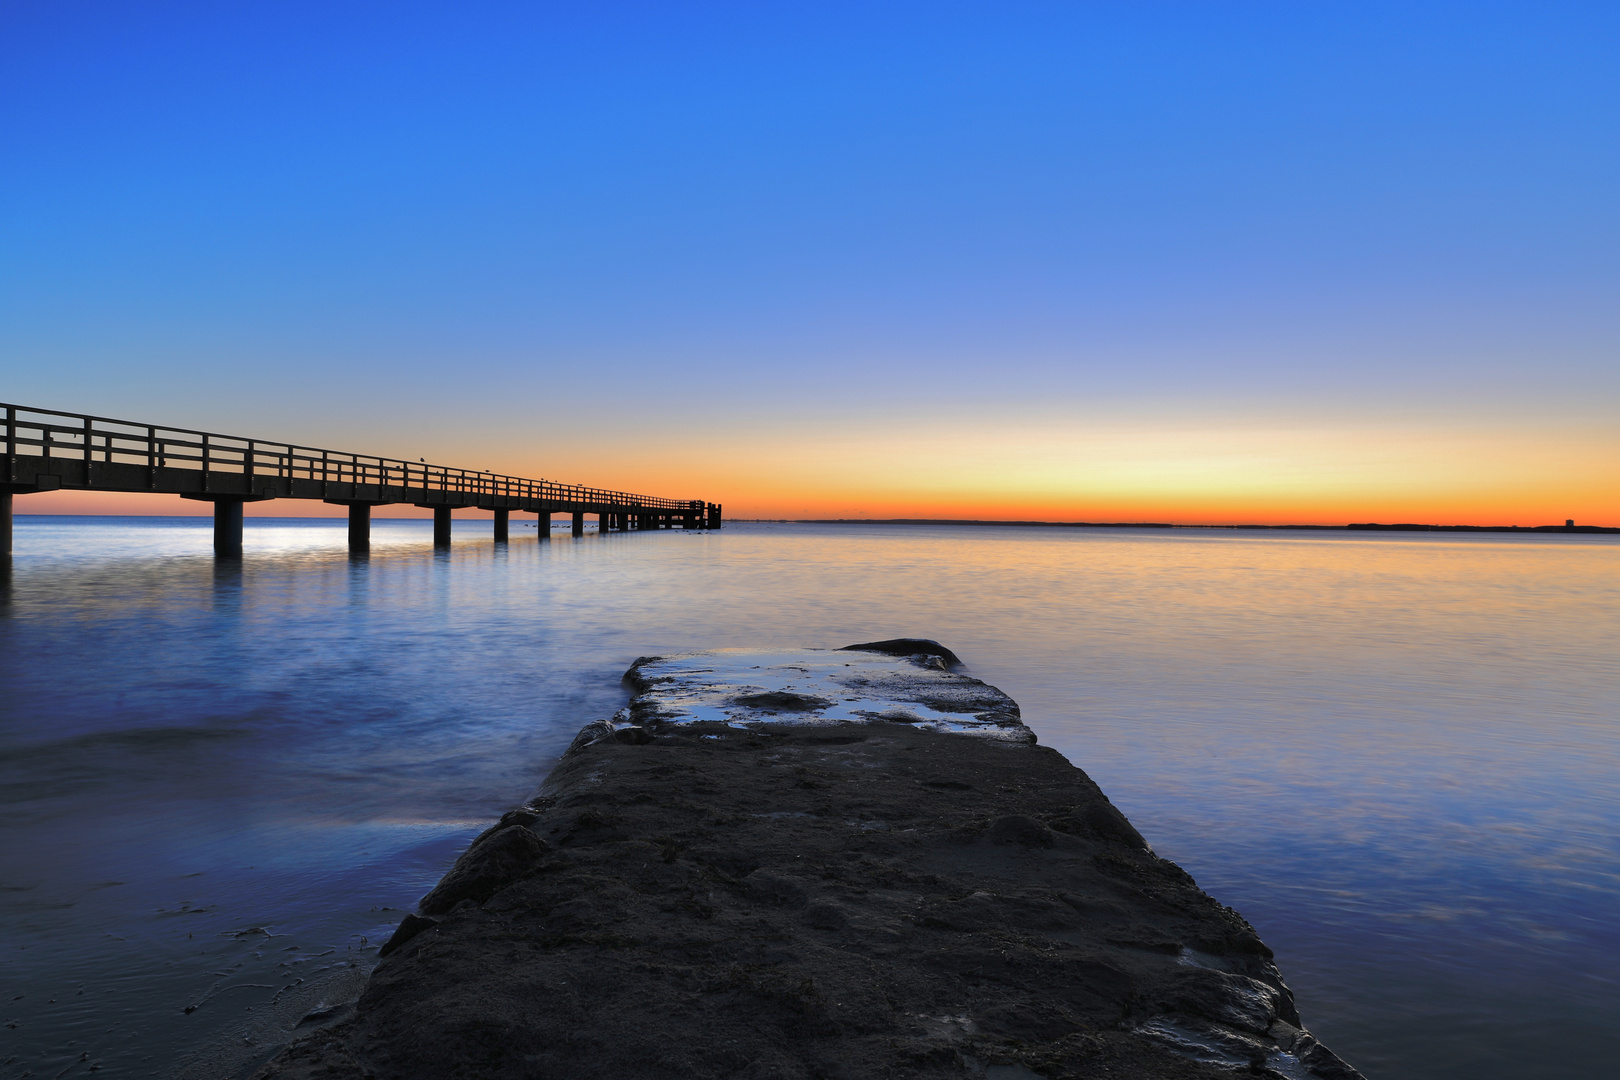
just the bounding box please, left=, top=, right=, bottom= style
left=254, top=647, right=1363, bottom=1080
left=838, top=638, right=965, bottom=668
left=417, top=822, right=550, bottom=917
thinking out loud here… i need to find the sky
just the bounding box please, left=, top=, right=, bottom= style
left=2, top=1, right=1617, bottom=524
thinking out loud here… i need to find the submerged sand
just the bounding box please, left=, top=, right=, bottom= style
left=254, top=640, right=1362, bottom=1080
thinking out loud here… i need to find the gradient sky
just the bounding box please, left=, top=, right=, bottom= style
left=3, top=1, right=1617, bottom=523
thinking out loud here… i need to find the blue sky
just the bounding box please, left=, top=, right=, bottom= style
left=3, top=2, right=1617, bottom=519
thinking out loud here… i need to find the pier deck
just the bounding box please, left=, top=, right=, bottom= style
left=1, top=402, right=720, bottom=554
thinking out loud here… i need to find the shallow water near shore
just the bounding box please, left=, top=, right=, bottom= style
left=1, top=517, right=1616, bottom=1079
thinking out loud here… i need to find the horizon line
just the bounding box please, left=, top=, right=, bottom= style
left=12, top=513, right=1618, bottom=535
left=791, top=518, right=1618, bottom=534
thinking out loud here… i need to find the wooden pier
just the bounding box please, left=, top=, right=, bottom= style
left=1, top=403, right=720, bottom=555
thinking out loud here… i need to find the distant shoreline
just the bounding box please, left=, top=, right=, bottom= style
left=791, top=518, right=1620, bottom=534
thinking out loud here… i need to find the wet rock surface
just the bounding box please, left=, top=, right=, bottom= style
left=614, top=643, right=1031, bottom=740
left=255, top=647, right=1362, bottom=1080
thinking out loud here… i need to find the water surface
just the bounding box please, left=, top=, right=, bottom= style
left=1, top=517, right=1616, bottom=1079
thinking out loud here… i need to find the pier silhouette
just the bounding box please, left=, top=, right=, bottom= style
left=1, top=402, right=720, bottom=555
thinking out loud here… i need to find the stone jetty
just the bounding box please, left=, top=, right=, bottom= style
left=255, top=639, right=1362, bottom=1080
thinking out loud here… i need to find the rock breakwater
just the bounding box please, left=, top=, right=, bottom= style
left=255, top=640, right=1362, bottom=1080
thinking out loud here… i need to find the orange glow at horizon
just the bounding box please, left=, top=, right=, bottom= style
left=15, top=411, right=1615, bottom=528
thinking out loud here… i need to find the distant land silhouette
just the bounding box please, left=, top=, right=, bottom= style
left=795, top=519, right=1618, bottom=534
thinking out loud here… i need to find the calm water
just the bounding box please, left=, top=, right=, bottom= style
left=1, top=517, right=1617, bottom=1079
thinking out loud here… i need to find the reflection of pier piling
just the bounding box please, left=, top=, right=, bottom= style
left=1, top=402, right=721, bottom=556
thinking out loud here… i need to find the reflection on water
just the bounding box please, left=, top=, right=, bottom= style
left=1, top=517, right=1616, bottom=1079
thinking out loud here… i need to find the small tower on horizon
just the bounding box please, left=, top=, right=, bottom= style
left=1567, top=519, right=1575, bottom=527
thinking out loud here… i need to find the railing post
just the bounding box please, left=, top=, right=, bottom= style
left=201, top=432, right=211, bottom=491
left=82, top=415, right=91, bottom=482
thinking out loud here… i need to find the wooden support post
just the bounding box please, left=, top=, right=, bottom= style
left=571, top=511, right=585, bottom=537
left=537, top=511, right=551, bottom=540
left=0, top=491, right=11, bottom=556
left=214, top=498, right=244, bottom=557
left=348, top=504, right=370, bottom=551
left=493, top=508, right=509, bottom=543
left=433, top=506, right=452, bottom=547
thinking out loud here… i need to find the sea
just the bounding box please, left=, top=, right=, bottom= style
left=1, top=516, right=1616, bottom=1079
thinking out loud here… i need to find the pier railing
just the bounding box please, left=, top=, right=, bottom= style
left=2, top=402, right=701, bottom=511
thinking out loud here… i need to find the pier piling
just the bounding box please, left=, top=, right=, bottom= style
left=213, top=498, right=244, bottom=557
left=433, top=506, right=452, bottom=547
left=493, top=508, right=509, bottom=543
left=348, top=504, right=370, bottom=551
left=571, top=511, right=585, bottom=538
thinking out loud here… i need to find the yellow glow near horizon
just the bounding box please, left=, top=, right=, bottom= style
left=17, top=410, right=1615, bottom=526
